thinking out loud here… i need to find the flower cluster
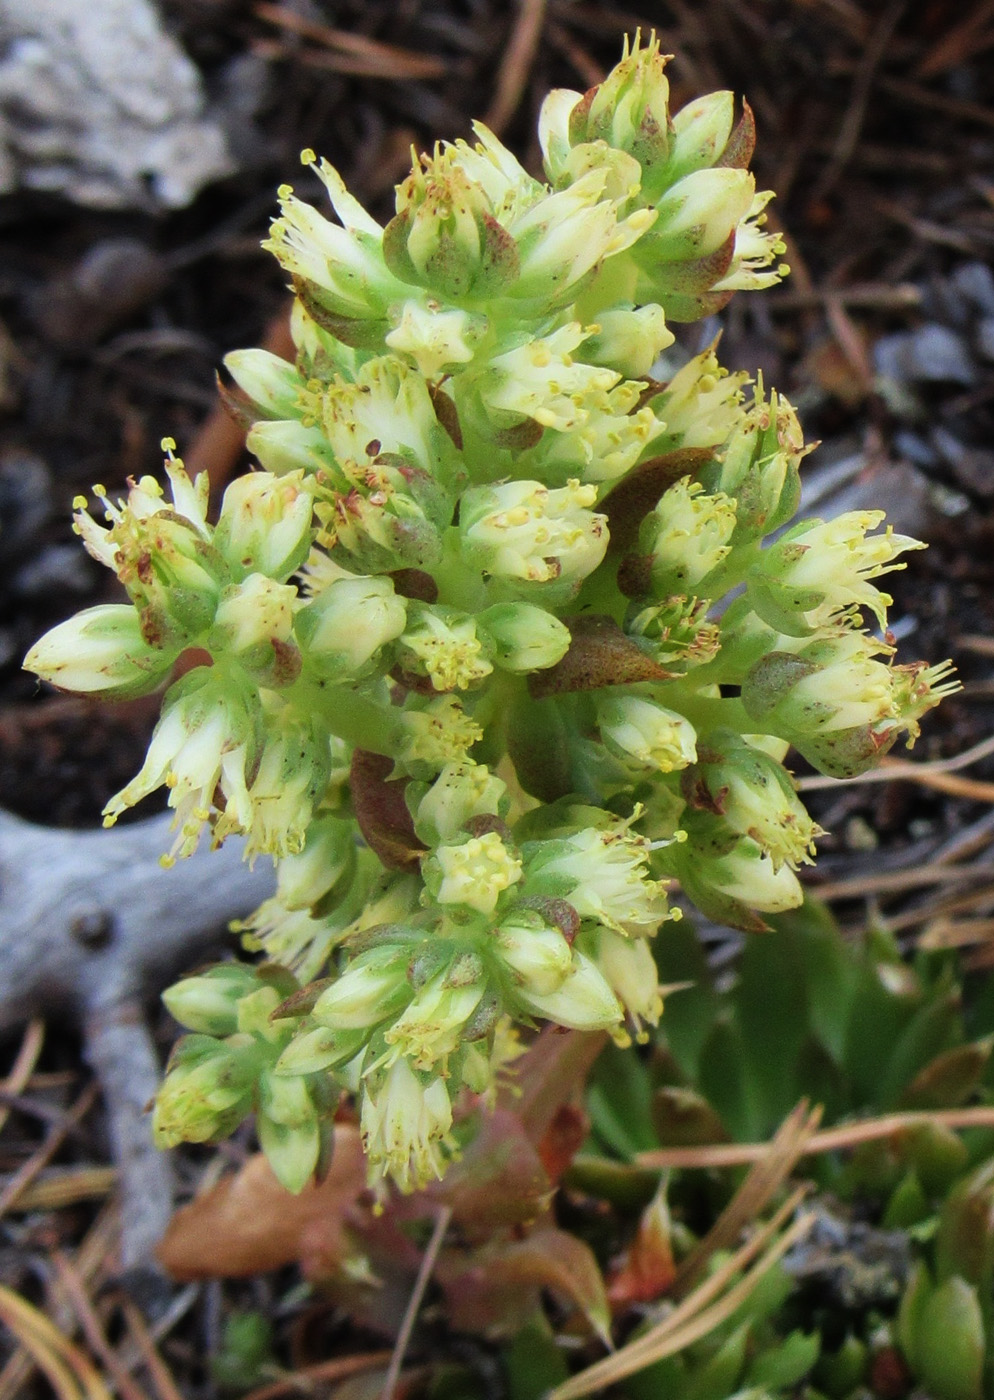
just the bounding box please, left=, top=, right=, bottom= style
left=26, top=34, right=954, bottom=1195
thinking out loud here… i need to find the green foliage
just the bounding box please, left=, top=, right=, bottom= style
left=569, top=900, right=994, bottom=1400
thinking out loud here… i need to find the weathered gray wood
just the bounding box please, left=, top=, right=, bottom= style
left=0, top=810, right=274, bottom=1278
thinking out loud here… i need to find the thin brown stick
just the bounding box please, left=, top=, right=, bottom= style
left=878, top=74, right=994, bottom=131
left=545, top=20, right=604, bottom=86
left=118, top=1299, right=186, bottom=1400
left=919, top=916, right=994, bottom=951
left=239, top=1351, right=394, bottom=1400
left=811, top=864, right=988, bottom=902
left=813, top=0, right=905, bottom=199
left=51, top=1252, right=152, bottom=1400
left=0, top=1019, right=45, bottom=1137
left=0, top=1080, right=98, bottom=1220
left=673, top=1102, right=820, bottom=1294
left=382, top=1205, right=452, bottom=1400
left=768, top=282, right=921, bottom=312
left=484, top=0, right=548, bottom=134
left=917, top=0, right=994, bottom=77
left=636, top=1106, right=994, bottom=1170
left=5, top=1166, right=116, bottom=1212
left=252, top=4, right=448, bottom=79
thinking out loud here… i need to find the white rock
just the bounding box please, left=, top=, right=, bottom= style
left=0, top=0, right=234, bottom=208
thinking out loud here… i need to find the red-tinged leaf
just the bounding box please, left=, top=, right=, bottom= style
left=502, top=1027, right=608, bottom=1144
left=607, top=1182, right=677, bottom=1310
left=537, top=1103, right=588, bottom=1184
left=437, top=1227, right=611, bottom=1343
left=528, top=616, right=675, bottom=699
left=157, top=1126, right=367, bottom=1280
left=350, top=748, right=426, bottom=870
left=313, top=1202, right=428, bottom=1337
left=599, top=447, right=714, bottom=552
left=423, top=1108, right=553, bottom=1239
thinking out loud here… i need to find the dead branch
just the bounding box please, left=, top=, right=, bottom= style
left=0, top=810, right=273, bottom=1280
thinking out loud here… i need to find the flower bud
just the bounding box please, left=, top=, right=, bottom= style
left=515, top=948, right=623, bottom=1031
left=509, top=172, right=654, bottom=308
left=495, top=908, right=573, bottom=997
left=276, top=813, right=357, bottom=910
left=460, top=478, right=608, bottom=591
left=639, top=167, right=755, bottom=263
left=749, top=510, right=924, bottom=635
left=360, top=1057, right=455, bottom=1192
left=685, top=730, right=820, bottom=870
left=398, top=602, right=493, bottom=691
left=294, top=574, right=406, bottom=679
left=664, top=91, right=735, bottom=183
left=565, top=33, right=672, bottom=186
left=274, top=1023, right=366, bottom=1076
left=25, top=603, right=176, bottom=699
left=247, top=420, right=334, bottom=478
left=223, top=349, right=306, bottom=421
left=477, top=602, right=570, bottom=673
left=162, top=963, right=261, bottom=1036
left=429, top=830, right=523, bottom=914
left=581, top=927, right=663, bottom=1036
left=669, top=811, right=804, bottom=931
left=214, top=471, right=314, bottom=583
left=410, top=761, right=507, bottom=846
left=524, top=820, right=671, bottom=936
left=637, top=476, right=737, bottom=595
left=257, top=1069, right=321, bottom=1193
left=153, top=1035, right=254, bottom=1147
left=313, top=946, right=412, bottom=1030
left=383, top=146, right=519, bottom=300
left=210, top=574, right=299, bottom=685
left=581, top=303, right=674, bottom=377
left=596, top=692, right=698, bottom=773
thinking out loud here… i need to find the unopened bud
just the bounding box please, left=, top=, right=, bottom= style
left=295, top=575, right=406, bottom=679
left=596, top=692, right=697, bottom=773
left=162, top=963, right=260, bottom=1036
left=460, top=478, right=608, bottom=591
left=224, top=349, right=305, bottom=421
left=25, top=604, right=176, bottom=699
left=214, top=471, right=314, bottom=583
left=477, top=602, right=570, bottom=673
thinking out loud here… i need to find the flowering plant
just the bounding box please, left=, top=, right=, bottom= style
left=26, top=36, right=954, bottom=1197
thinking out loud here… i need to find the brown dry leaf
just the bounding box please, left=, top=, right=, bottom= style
left=437, top=1227, right=611, bottom=1343
left=607, top=1181, right=677, bottom=1310
left=158, top=1125, right=367, bottom=1280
